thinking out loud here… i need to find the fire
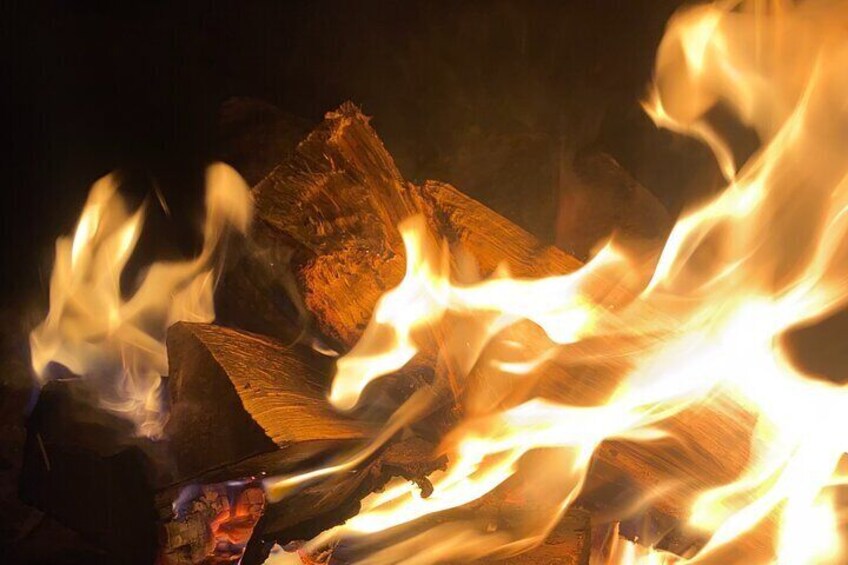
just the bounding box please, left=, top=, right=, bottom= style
left=265, top=1, right=848, bottom=563
left=592, top=527, right=683, bottom=565
left=29, top=163, right=252, bottom=437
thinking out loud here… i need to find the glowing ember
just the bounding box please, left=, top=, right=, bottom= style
left=164, top=481, right=266, bottom=563
left=29, top=163, right=252, bottom=437
left=264, top=1, right=848, bottom=563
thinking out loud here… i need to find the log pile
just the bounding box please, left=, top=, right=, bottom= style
left=16, top=100, right=758, bottom=564
left=157, top=102, right=757, bottom=564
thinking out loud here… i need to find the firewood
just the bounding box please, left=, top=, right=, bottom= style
left=496, top=509, right=591, bottom=565
left=413, top=179, right=582, bottom=278
left=218, top=102, right=582, bottom=349
left=557, top=151, right=672, bottom=259
left=211, top=102, right=761, bottom=555
left=164, top=323, right=372, bottom=482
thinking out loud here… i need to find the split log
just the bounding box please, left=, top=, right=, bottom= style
left=160, top=321, right=591, bottom=564
left=415, top=179, right=582, bottom=278
left=164, top=322, right=371, bottom=482
left=160, top=323, right=446, bottom=563
left=556, top=151, right=672, bottom=259
left=219, top=102, right=582, bottom=348
left=216, top=102, right=411, bottom=347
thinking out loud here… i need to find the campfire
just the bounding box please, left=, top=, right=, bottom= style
left=13, top=1, right=848, bottom=564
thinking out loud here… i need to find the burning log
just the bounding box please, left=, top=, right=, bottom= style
left=210, top=102, right=760, bottom=558
left=160, top=323, right=447, bottom=563
left=414, top=179, right=583, bottom=278
left=498, top=509, right=591, bottom=565
left=218, top=102, right=582, bottom=348
left=164, top=322, right=372, bottom=482
left=243, top=436, right=447, bottom=563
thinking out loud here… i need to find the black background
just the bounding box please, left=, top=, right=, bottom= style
left=0, top=0, right=724, bottom=309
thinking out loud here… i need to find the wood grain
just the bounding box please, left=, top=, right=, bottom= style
left=164, top=322, right=370, bottom=482
left=222, top=103, right=584, bottom=349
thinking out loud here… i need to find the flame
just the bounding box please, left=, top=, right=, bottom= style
left=593, top=527, right=684, bottom=565
left=30, top=163, right=252, bottom=437
left=263, top=1, right=848, bottom=563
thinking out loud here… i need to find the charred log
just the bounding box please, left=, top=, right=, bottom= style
left=212, top=102, right=758, bottom=559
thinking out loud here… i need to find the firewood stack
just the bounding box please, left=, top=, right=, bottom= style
left=19, top=101, right=757, bottom=564
left=153, top=101, right=758, bottom=564
left=160, top=102, right=594, bottom=563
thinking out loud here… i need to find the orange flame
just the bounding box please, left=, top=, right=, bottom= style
left=30, top=163, right=252, bottom=437
left=265, top=1, right=848, bottom=563
left=593, top=526, right=683, bottom=565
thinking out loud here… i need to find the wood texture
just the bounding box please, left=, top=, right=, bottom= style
left=556, top=151, right=672, bottom=259
left=413, top=179, right=582, bottom=278
left=247, top=102, right=414, bottom=347
left=497, top=509, right=591, bottom=565
left=222, top=102, right=583, bottom=348
left=164, top=322, right=371, bottom=482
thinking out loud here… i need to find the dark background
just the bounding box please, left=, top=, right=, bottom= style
left=0, top=0, right=726, bottom=311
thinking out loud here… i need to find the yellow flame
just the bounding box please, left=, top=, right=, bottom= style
left=593, top=528, right=683, bottom=565
left=30, top=163, right=252, bottom=437
left=265, top=1, right=848, bottom=562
